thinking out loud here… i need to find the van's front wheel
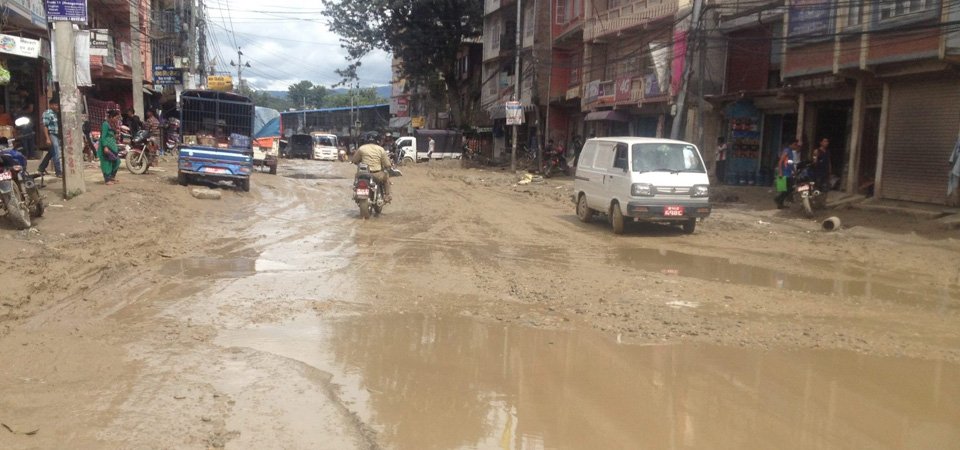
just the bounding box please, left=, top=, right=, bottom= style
left=610, top=202, right=625, bottom=235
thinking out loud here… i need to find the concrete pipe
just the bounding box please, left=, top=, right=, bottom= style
left=822, top=216, right=842, bottom=231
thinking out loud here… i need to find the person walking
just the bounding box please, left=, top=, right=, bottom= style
left=37, top=98, right=63, bottom=177
left=775, top=139, right=800, bottom=209
left=715, top=136, right=728, bottom=185
left=571, top=134, right=583, bottom=166
left=97, top=110, right=122, bottom=185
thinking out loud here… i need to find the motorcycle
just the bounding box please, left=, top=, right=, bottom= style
left=542, top=151, right=570, bottom=178
left=0, top=145, right=44, bottom=229
left=791, top=160, right=828, bottom=218
left=125, top=129, right=159, bottom=175
left=353, top=163, right=401, bottom=219
left=164, top=118, right=180, bottom=155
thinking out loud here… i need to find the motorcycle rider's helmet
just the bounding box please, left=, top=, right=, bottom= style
left=359, top=132, right=379, bottom=145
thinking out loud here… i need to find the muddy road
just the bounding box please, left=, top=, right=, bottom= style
left=1, top=160, right=959, bottom=449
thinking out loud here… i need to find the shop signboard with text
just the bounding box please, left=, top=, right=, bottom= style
left=89, top=29, right=108, bottom=56
left=153, top=65, right=183, bottom=86
left=46, top=0, right=87, bottom=23
left=207, top=75, right=234, bottom=91
left=505, top=101, right=524, bottom=126
left=788, top=0, right=834, bottom=39
left=0, top=34, right=41, bottom=58
left=614, top=77, right=633, bottom=103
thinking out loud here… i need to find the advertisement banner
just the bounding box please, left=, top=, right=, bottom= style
left=89, top=29, right=109, bottom=56
left=505, top=101, right=524, bottom=126
left=395, top=96, right=409, bottom=117
left=0, top=34, right=41, bottom=58
left=207, top=75, right=233, bottom=91
left=153, top=65, right=183, bottom=86
left=615, top=77, right=633, bottom=103
left=46, top=0, right=87, bottom=23
left=585, top=80, right=600, bottom=104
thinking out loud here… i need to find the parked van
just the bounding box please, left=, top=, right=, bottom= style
left=573, top=137, right=712, bottom=234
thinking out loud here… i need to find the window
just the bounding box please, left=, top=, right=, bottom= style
left=556, top=0, right=566, bottom=24
left=613, top=143, right=629, bottom=170
left=878, top=0, right=937, bottom=22
left=631, top=144, right=705, bottom=173
left=846, top=0, right=864, bottom=27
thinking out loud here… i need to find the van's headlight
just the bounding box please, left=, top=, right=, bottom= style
left=631, top=183, right=653, bottom=197
left=692, top=184, right=709, bottom=197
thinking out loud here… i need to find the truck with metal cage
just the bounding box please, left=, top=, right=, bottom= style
left=176, top=90, right=256, bottom=191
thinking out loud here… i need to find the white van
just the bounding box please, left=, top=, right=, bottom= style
left=573, top=137, right=712, bottom=234
left=312, top=133, right=339, bottom=161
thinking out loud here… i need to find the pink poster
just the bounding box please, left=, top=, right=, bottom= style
left=671, top=31, right=686, bottom=95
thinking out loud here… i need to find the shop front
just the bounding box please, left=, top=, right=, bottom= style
left=716, top=97, right=798, bottom=186
left=0, top=0, right=50, bottom=157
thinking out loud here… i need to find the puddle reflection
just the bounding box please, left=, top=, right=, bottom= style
left=616, top=247, right=958, bottom=308
left=217, top=314, right=960, bottom=450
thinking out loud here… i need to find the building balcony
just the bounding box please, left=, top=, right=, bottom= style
left=584, top=0, right=680, bottom=42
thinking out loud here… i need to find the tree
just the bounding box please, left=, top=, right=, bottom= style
left=322, top=0, right=482, bottom=125
left=323, top=88, right=386, bottom=108
left=287, top=80, right=329, bottom=109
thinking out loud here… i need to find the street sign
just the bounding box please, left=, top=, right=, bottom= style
left=46, top=0, right=88, bottom=23
left=153, top=65, right=183, bottom=86
left=505, top=101, right=524, bottom=126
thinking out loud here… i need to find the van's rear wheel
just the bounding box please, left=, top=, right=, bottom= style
left=682, top=218, right=697, bottom=234
left=576, top=194, right=594, bottom=223
left=610, top=202, right=625, bottom=235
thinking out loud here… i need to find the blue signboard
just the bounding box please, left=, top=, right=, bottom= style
left=46, top=0, right=87, bottom=23
left=788, top=0, right=834, bottom=37
left=153, top=65, right=183, bottom=86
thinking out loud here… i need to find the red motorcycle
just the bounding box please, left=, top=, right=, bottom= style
left=124, top=129, right=160, bottom=175
left=542, top=151, right=570, bottom=178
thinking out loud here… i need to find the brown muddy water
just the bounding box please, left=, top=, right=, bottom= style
left=616, top=247, right=959, bottom=309
left=217, top=313, right=960, bottom=450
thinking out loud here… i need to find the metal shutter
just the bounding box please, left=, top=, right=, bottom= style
left=881, top=78, right=960, bottom=204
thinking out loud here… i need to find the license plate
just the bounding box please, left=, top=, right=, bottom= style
left=0, top=172, right=10, bottom=181
left=797, top=185, right=810, bottom=192
left=203, top=167, right=228, bottom=174
left=355, top=189, right=369, bottom=197
left=664, top=206, right=685, bottom=217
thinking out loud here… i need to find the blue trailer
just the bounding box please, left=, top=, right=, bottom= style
left=177, top=90, right=255, bottom=191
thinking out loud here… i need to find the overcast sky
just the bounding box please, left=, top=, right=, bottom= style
left=204, top=0, right=392, bottom=91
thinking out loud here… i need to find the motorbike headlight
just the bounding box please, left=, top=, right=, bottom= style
left=692, top=184, right=709, bottom=197
left=631, top=183, right=653, bottom=197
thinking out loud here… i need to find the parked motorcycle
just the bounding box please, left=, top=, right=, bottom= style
left=791, top=161, right=828, bottom=218
left=164, top=118, right=180, bottom=155
left=353, top=163, right=401, bottom=219
left=542, top=152, right=569, bottom=178
left=125, top=129, right=160, bottom=175
left=0, top=147, right=44, bottom=229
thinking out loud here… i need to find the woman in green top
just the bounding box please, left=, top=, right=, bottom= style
left=97, top=110, right=121, bottom=184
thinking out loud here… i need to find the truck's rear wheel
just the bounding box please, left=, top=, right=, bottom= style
left=177, top=172, right=189, bottom=186
left=269, top=164, right=277, bottom=175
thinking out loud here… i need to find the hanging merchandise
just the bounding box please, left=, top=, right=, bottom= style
left=723, top=101, right=762, bottom=185
left=0, top=64, right=10, bottom=85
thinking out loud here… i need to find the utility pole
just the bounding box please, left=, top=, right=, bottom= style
left=231, top=47, right=251, bottom=93
left=130, top=2, right=144, bottom=117
left=197, top=0, right=208, bottom=81
left=511, top=0, right=522, bottom=172
left=52, top=22, right=86, bottom=196
left=670, top=0, right=703, bottom=140
left=188, top=0, right=197, bottom=85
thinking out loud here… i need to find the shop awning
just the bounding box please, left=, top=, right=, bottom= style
left=584, top=110, right=630, bottom=122
left=389, top=116, right=411, bottom=128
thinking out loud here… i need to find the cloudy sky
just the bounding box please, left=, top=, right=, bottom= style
left=204, top=0, right=393, bottom=91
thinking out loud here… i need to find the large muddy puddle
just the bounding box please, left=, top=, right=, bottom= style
left=616, top=247, right=959, bottom=308
left=217, top=314, right=960, bottom=449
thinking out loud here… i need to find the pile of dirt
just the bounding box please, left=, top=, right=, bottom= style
left=0, top=161, right=240, bottom=337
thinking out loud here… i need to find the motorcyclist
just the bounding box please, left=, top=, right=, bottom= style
left=351, top=133, right=393, bottom=202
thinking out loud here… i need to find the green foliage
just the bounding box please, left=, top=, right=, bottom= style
left=245, top=82, right=385, bottom=111
left=322, top=0, right=482, bottom=88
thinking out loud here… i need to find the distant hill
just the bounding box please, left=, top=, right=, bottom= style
left=264, top=86, right=392, bottom=101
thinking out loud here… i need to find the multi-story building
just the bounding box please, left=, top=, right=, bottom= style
left=481, top=0, right=550, bottom=160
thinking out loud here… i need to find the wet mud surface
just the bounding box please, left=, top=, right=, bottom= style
left=1, top=159, right=958, bottom=448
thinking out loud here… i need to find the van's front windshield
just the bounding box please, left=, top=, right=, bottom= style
left=315, top=136, right=337, bottom=147
left=631, top=143, right=705, bottom=174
